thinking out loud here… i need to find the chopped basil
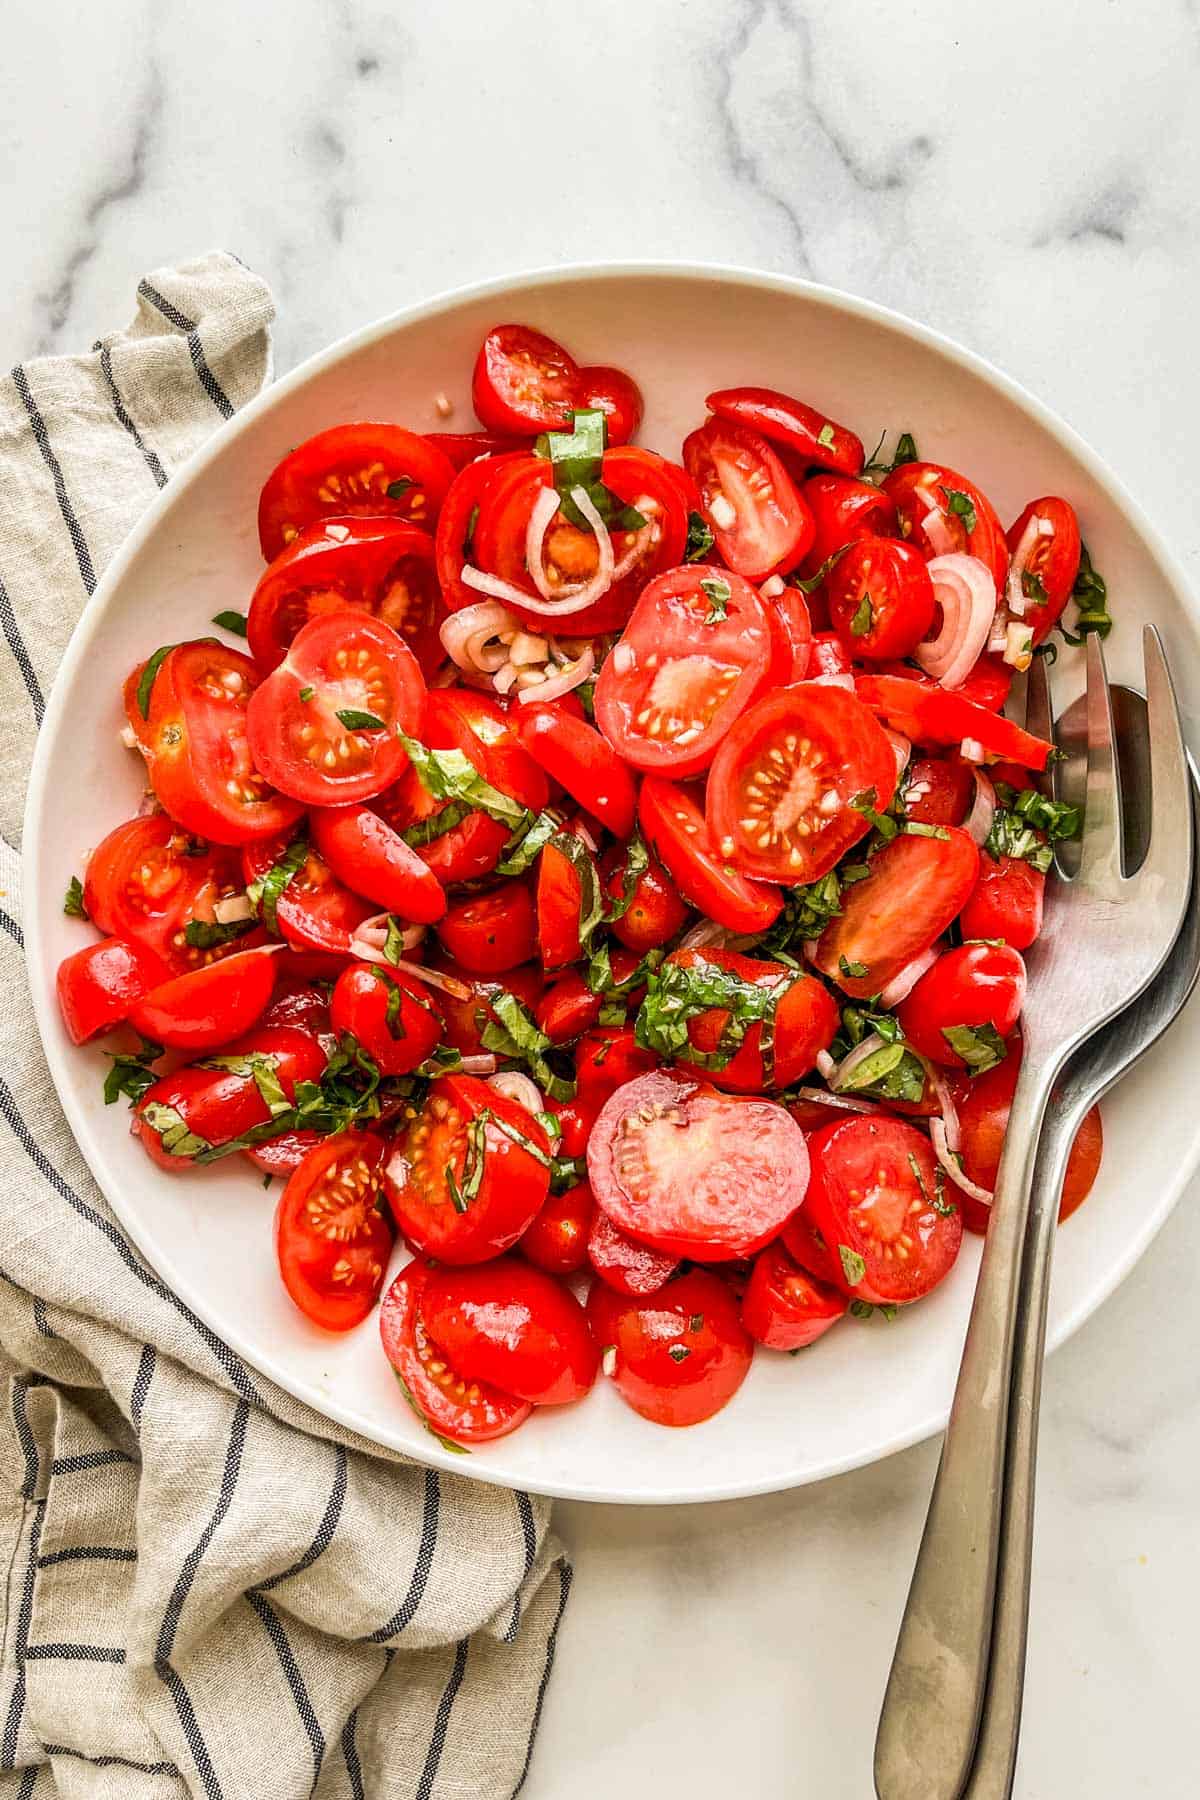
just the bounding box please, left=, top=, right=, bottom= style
left=862, top=430, right=919, bottom=478
left=397, top=733, right=528, bottom=828
left=386, top=477, right=414, bottom=502
left=850, top=787, right=899, bottom=843
left=550, top=1153, right=587, bottom=1195
left=849, top=594, right=874, bottom=637
left=400, top=798, right=475, bottom=850
left=212, top=610, right=248, bottom=637
left=635, top=955, right=790, bottom=1084
left=838, top=955, right=868, bottom=980
left=183, top=915, right=257, bottom=950
left=688, top=1313, right=704, bottom=1332
left=336, top=708, right=387, bottom=732
left=605, top=833, right=650, bottom=923
left=841, top=1005, right=903, bottom=1050
left=837, top=1040, right=927, bottom=1103
left=393, top=1373, right=471, bottom=1453
left=247, top=836, right=309, bottom=936
left=480, top=989, right=576, bottom=1103
left=699, top=576, right=731, bottom=622
left=838, top=1244, right=866, bottom=1287
left=102, top=1037, right=164, bottom=1106
left=792, top=544, right=853, bottom=595
left=667, top=1344, right=690, bottom=1364
left=907, top=1150, right=930, bottom=1205
left=942, top=487, right=977, bottom=535
left=850, top=1298, right=898, bottom=1321
left=136, top=644, right=175, bottom=719
left=545, top=830, right=606, bottom=956
left=196, top=1049, right=291, bottom=1117
left=496, top=808, right=560, bottom=877
left=751, top=869, right=842, bottom=958
left=931, top=1171, right=958, bottom=1217
left=685, top=510, right=715, bottom=562
left=63, top=876, right=88, bottom=919
left=1060, top=541, right=1112, bottom=643
left=942, top=1021, right=1007, bottom=1074
left=1021, top=568, right=1049, bottom=604
left=140, top=1101, right=211, bottom=1159
left=298, top=685, right=315, bottom=703
left=903, top=821, right=950, bottom=841
left=576, top=678, right=596, bottom=721
left=840, top=862, right=871, bottom=885
left=985, top=783, right=1080, bottom=872
left=535, top=410, right=647, bottom=534
left=381, top=916, right=408, bottom=966
left=816, top=422, right=836, bottom=449
left=463, top=502, right=480, bottom=562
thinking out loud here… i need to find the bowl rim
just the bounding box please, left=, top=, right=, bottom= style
left=22, top=259, right=1200, bottom=1503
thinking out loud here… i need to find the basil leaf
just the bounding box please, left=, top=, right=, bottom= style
left=1021, top=568, right=1049, bottom=603
left=247, top=836, right=309, bottom=936
left=183, top=915, right=256, bottom=950
left=849, top=594, right=873, bottom=637
left=635, top=955, right=790, bottom=1083
left=838, top=1041, right=927, bottom=1103
left=1059, top=540, right=1112, bottom=643
left=750, top=869, right=842, bottom=958
left=140, top=1101, right=211, bottom=1160
left=136, top=644, right=175, bottom=719
left=605, top=833, right=650, bottom=922
left=862, top=430, right=919, bottom=478
left=102, top=1036, right=163, bottom=1106
left=197, top=1049, right=291, bottom=1116
left=336, top=708, right=387, bottom=732
left=576, top=679, right=596, bottom=721
left=942, top=487, right=977, bottom=534
left=63, top=876, right=88, bottom=919
left=685, top=511, right=715, bottom=561
left=397, top=733, right=528, bottom=828
left=480, top=990, right=576, bottom=1103
left=699, top=576, right=731, bottom=622
left=400, top=798, right=475, bottom=850
left=942, top=1021, right=1008, bottom=1074
left=839, top=1244, right=866, bottom=1287
left=536, top=409, right=648, bottom=535
left=298, top=686, right=315, bottom=702
left=386, top=477, right=414, bottom=502
left=545, top=831, right=605, bottom=956
left=816, top=422, right=836, bottom=448
left=496, top=808, right=560, bottom=877
left=903, top=822, right=950, bottom=840
left=850, top=786, right=899, bottom=843
left=838, top=956, right=868, bottom=980
left=212, top=610, right=248, bottom=637
left=382, top=917, right=408, bottom=966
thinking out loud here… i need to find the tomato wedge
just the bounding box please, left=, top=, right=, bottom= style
left=881, top=460, right=1008, bottom=592
left=242, top=835, right=374, bottom=955
left=1004, top=496, right=1082, bottom=644
left=593, top=564, right=781, bottom=778
left=309, top=804, right=445, bottom=924
left=420, top=1258, right=598, bottom=1406
left=587, top=1208, right=678, bottom=1296
left=134, top=1025, right=326, bottom=1171
left=638, top=778, right=782, bottom=935
left=799, top=473, right=898, bottom=580
left=588, top=1269, right=753, bottom=1427
left=683, top=416, right=813, bottom=580
left=471, top=324, right=580, bottom=435
left=706, top=683, right=898, bottom=884
left=379, top=1257, right=531, bottom=1445
left=329, top=963, right=443, bottom=1076
left=433, top=450, right=528, bottom=611
left=706, top=386, right=864, bottom=478
left=257, top=423, right=456, bottom=558
left=855, top=673, right=1055, bottom=771
left=587, top=1067, right=809, bottom=1260
left=741, top=1241, right=849, bottom=1350
left=83, top=816, right=248, bottom=974
left=275, top=1131, right=392, bottom=1331
left=246, top=613, right=426, bottom=806
left=56, top=936, right=172, bottom=1044
left=128, top=944, right=279, bottom=1050
left=515, top=703, right=638, bottom=836
left=957, top=1045, right=1102, bottom=1232
left=536, top=826, right=597, bottom=972
left=437, top=880, right=537, bottom=975
left=960, top=854, right=1045, bottom=949
left=812, top=827, right=980, bottom=999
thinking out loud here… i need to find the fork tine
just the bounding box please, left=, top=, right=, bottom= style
left=1138, top=624, right=1192, bottom=902
left=1022, top=652, right=1054, bottom=750
left=1077, top=632, right=1124, bottom=886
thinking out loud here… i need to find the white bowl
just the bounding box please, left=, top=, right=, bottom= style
left=23, top=264, right=1200, bottom=1504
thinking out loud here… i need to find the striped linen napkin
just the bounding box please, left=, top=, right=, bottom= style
left=0, top=253, right=569, bottom=1800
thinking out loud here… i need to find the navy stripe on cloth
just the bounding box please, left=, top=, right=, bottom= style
left=11, top=1379, right=40, bottom=1499
left=245, top=1593, right=324, bottom=1788
left=37, top=1545, right=137, bottom=1569
left=257, top=1442, right=347, bottom=1593
left=511, top=1560, right=574, bottom=1798
left=25, top=1644, right=125, bottom=1664
left=130, top=1342, right=156, bottom=1429
left=2, top=1498, right=46, bottom=1769
left=50, top=1450, right=133, bottom=1476
left=0, top=578, right=44, bottom=728
left=44, top=1744, right=180, bottom=1776
left=31, top=1296, right=54, bottom=1339
left=10, top=365, right=96, bottom=593
left=95, top=340, right=167, bottom=487
left=503, top=1490, right=539, bottom=1644
left=415, top=1639, right=469, bottom=1800
left=340, top=1706, right=364, bottom=1800
left=363, top=1466, right=439, bottom=1641
left=16, top=1767, right=35, bottom=1799
left=136, top=283, right=234, bottom=419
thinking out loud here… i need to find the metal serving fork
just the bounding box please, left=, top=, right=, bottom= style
left=874, top=628, right=1192, bottom=1800
left=962, top=691, right=1200, bottom=1799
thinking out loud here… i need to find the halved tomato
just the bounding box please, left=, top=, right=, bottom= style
left=83, top=816, right=249, bottom=974
left=579, top=364, right=643, bottom=446
left=536, top=825, right=597, bottom=972
left=257, top=423, right=456, bottom=558
left=1004, top=496, right=1082, bottom=644
left=242, top=835, right=374, bottom=955
left=683, top=416, right=813, bottom=580
left=433, top=450, right=529, bottom=611
left=706, top=385, right=865, bottom=478
left=309, top=804, right=445, bottom=924
left=826, top=537, right=935, bottom=661
left=957, top=1046, right=1102, bottom=1231
left=587, top=1269, right=753, bottom=1427
left=741, top=1241, right=848, bottom=1350
left=420, top=1258, right=598, bottom=1405
left=424, top=430, right=528, bottom=469
left=275, top=1131, right=393, bottom=1331
left=329, top=963, right=443, bottom=1076
left=134, top=1024, right=326, bottom=1171
left=574, top=1027, right=658, bottom=1111
left=437, top=880, right=538, bottom=975
left=799, top=473, right=897, bottom=578
left=812, top=827, right=980, bottom=999
left=638, top=778, right=782, bottom=935
left=904, top=756, right=974, bottom=828
left=960, top=854, right=1045, bottom=949
left=56, top=936, right=172, bottom=1045
left=128, top=944, right=280, bottom=1050
left=471, top=324, right=581, bottom=435
left=379, top=1257, right=531, bottom=1444
left=515, top=703, right=638, bottom=836
left=760, top=580, right=813, bottom=681
left=881, top=461, right=1008, bottom=592
left=603, top=848, right=690, bottom=953
left=426, top=952, right=544, bottom=1057
left=653, top=948, right=838, bottom=1092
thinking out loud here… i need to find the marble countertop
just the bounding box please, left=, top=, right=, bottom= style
left=4, top=1, right=1199, bottom=1792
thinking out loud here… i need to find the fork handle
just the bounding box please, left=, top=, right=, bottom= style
left=874, top=1059, right=1056, bottom=1800
left=960, top=1101, right=1083, bottom=1800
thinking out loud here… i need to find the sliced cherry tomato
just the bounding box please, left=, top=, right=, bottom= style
left=309, top=804, right=445, bottom=925
left=813, top=827, right=980, bottom=999
left=426, top=953, right=544, bottom=1056
left=741, top=1241, right=849, bottom=1350
left=706, top=386, right=864, bottom=478
left=384, top=1074, right=550, bottom=1263
left=520, top=1182, right=595, bottom=1277
left=799, top=473, right=897, bottom=578
left=897, top=944, right=1026, bottom=1068
left=471, top=324, right=580, bottom=435
left=82, top=817, right=247, bottom=974
left=683, top=416, right=813, bottom=580
left=136, top=641, right=305, bottom=846
left=244, top=1129, right=324, bottom=1180
left=904, top=756, right=974, bottom=828
left=578, top=364, right=643, bottom=446
left=536, top=825, right=597, bottom=973
left=420, top=1257, right=597, bottom=1405
left=242, top=835, right=374, bottom=955
left=588, top=1066, right=809, bottom=1260
left=881, top=461, right=1008, bottom=592
left=781, top=1205, right=845, bottom=1288
left=587, top=1208, right=678, bottom=1296
left=604, top=848, right=690, bottom=953
left=535, top=950, right=642, bottom=1044
left=574, top=1027, right=658, bottom=1112
left=855, top=672, right=1054, bottom=771
left=436, top=880, right=537, bottom=974
left=548, top=1097, right=598, bottom=1160
left=247, top=516, right=444, bottom=680
left=515, top=703, right=637, bottom=836
left=960, top=854, right=1045, bottom=949
left=803, top=1115, right=963, bottom=1306
left=424, top=430, right=527, bottom=469
left=957, top=1047, right=1102, bottom=1231
left=257, top=967, right=331, bottom=1036
left=275, top=1130, right=392, bottom=1331
left=128, top=944, right=279, bottom=1050
left=257, top=424, right=456, bottom=558
left=134, top=1025, right=326, bottom=1171
left=379, top=1257, right=531, bottom=1444
left=826, top=537, right=935, bottom=660
left=1004, top=497, right=1082, bottom=644
left=246, top=613, right=425, bottom=807
left=706, top=683, right=898, bottom=885
left=587, top=1270, right=753, bottom=1427
left=329, top=963, right=443, bottom=1075
left=808, top=634, right=853, bottom=678
left=639, top=778, right=782, bottom=935
left=56, top=936, right=172, bottom=1044
left=761, top=580, right=812, bottom=681
left=655, top=949, right=838, bottom=1093
left=433, top=450, right=529, bottom=611
left=959, top=654, right=1013, bottom=713
left=593, top=564, right=781, bottom=778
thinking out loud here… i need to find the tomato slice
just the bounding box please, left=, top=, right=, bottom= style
left=803, top=1115, right=963, bottom=1306
left=309, top=804, right=445, bottom=924
left=519, top=1182, right=595, bottom=1277
left=826, top=537, right=935, bottom=661
left=275, top=1131, right=392, bottom=1331
left=329, top=963, right=443, bottom=1076
left=426, top=952, right=544, bottom=1057
left=424, top=430, right=528, bottom=469
left=515, top=703, right=638, bottom=836
left=587, top=1067, right=809, bottom=1261
left=578, top=364, right=643, bottom=446
left=593, top=564, right=780, bottom=779
left=128, top=944, right=279, bottom=1050
left=706, top=386, right=864, bottom=478
left=706, top=683, right=898, bottom=885
left=638, top=778, right=782, bottom=935
left=959, top=854, right=1045, bottom=949
left=420, top=1258, right=598, bottom=1406
left=246, top=613, right=425, bottom=806
left=384, top=1074, right=550, bottom=1263
left=83, top=816, right=248, bottom=974
left=881, top=461, right=1009, bottom=592
left=257, top=423, right=456, bottom=559
left=683, top=416, right=813, bottom=580
left=248, top=516, right=444, bottom=679
left=654, top=948, right=838, bottom=1093
left=799, top=473, right=898, bottom=580
left=1004, top=497, right=1082, bottom=644
left=436, top=880, right=537, bottom=975
left=136, top=641, right=305, bottom=846
left=471, top=324, right=581, bottom=435
left=434, top=450, right=529, bottom=611
left=587, top=1269, right=753, bottom=1427
left=536, top=828, right=595, bottom=972
left=586, top=1208, right=678, bottom=1296
left=855, top=673, right=1054, bottom=771
left=812, top=827, right=980, bottom=999
left=242, top=835, right=374, bottom=955
left=56, top=936, right=172, bottom=1044
left=896, top=943, right=1026, bottom=1068
left=379, top=1257, right=531, bottom=1444
left=133, top=1024, right=326, bottom=1171
left=904, top=755, right=974, bottom=828
left=741, top=1241, right=849, bottom=1351
left=957, top=1046, right=1102, bottom=1232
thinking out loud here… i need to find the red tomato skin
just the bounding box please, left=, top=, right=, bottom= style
left=780, top=1207, right=843, bottom=1287
left=519, top=1183, right=595, bottom=1277
left=960, top=855, right=1045, bottom=949
left=309, top=805, right=446, bottom=925
left=897, top=944, right=1026, bottom=1068
left=905, top=756, right=974, bottom=827
left=83, top=816, right=249, bottom=975
left=882, top=461, right=1009, bottom=592
left=799, top=473, right=898, bottom=577
left=587, top=1208, right=678, bottom=1296
left=813, top=828, right=980, bottom=999
left=573, top=1028, right=658, bottom=1111
left=436, top=881, right=537, bottom=975
left=761, top=581, right=813, bottom=681
left=548, top=1098, right=598, bottom=1160
left=604, top=854, right=690, bottom=953
left=587, top=1270, right=753, bottom=1428
left=244, top=1129, right=324, bottom=1179
left=638, top=777, right=783, bottom=935
left=957, top=1046, right=1102, bottom=1231
left=329, top=964, right=443, bottom=1076
left=741, top=1241, right=849, bottom=1350
left=706, top=386, right=864, bottom=478
left=420, top=1258, right=598, bottom=1405
left=275, top=1130, right=393, bottom=1332
left=535, top=958, right=636, bottom=1045
left=536, top=833, right=593, bottom=973
left=434, top=451, right=530, bottom=610
left=424, top=430, right=528, bottom=469
left=257, top=423, right=456, bottom=559
left=379, top=1257, right=532, bottom=1444
left=471, top=324, right=580, bottom=435
left=515, top=705, right=638, bottom=838
left=683, top=417, right=814, bottom=581
left=134, top=1025, right=326, bottom=1171
left=1004, top=497, right=1082, bottom=644
left=808, top=634, right=852, bottom=678
left=827, top=537, right=935, bottom=661
left=427, top=954, right=544, bottom=1057
left=579, top=364, right=644, bottom=445
left=128, top=945, right=279, bottom=1051
left=242, top=836, right=374, bottom=957
left=56, top=936, right=173, bottom=1044
left=856, top=672, right=1053, bottom=772
left=661, top=949, right=839, bottom=1092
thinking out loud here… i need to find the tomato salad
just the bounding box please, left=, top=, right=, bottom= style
left=56, top=322, right=1110, bottom=1446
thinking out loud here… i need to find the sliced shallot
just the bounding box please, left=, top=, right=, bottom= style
left=964, top=768, right=998, bottom=846
left=931, top=1118, right=992, bottom=1205
left=877, top=944, right=941, bottom=1009
left=488, top=1071, right=545, bottom=1114
left=515, top=644, right=595, bottom=706
left=440, top=601, right=517, bottom=674
left=787, top=1086, right=884, bottom=1118
left=915, top=553, right=997, bottom=690
left=1005, top=512, right=1054, bottom=618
